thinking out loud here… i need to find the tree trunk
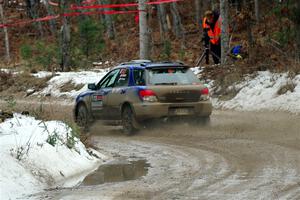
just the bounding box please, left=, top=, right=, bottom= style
left=102, top=0, right=115, bottom=39
left=139, top=0, right=150, bottom=59
left=294, top=1, right=300, bottom=62
left=60, top=0, right=71, bottom=72
left=202, top=0, right=210, bottom=12
left=170, top=2, right=184, bottom=39
left=0, top=4, right=10, bottom=62
left=247, top=21, right=254, bottom=48
left=97, top=0, right=106, bottom=25
left=254, top=0, right=260, bottom=23
left=211, top=0, right=215, bottom=9
left=195, top=0, right=201, bottom=29
left=26, top=0, right=44, bottom=36
left=157, top=4, right=168, bottom=40
left=220, top=0, right=229, bottom=64
left=43, top=0, right=56, bottom=35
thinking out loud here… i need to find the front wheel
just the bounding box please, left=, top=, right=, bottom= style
left=121, top=106, right=139, bottom=135
left=76, top=104, right=90, bottom=131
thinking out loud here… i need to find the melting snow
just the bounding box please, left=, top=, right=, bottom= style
left=0, top=114, right=107, bottom=199
left=213, top=71, right=300, bottom=113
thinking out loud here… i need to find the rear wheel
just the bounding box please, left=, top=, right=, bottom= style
left=76, top=104, right=90, bottom=131
left=122, top=106, right=139, bottom=135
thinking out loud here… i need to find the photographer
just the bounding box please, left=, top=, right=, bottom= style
left=202, top=10, right=221, bottom=64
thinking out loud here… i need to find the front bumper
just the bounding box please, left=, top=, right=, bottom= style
left=133, top=100, right=212, bottom=121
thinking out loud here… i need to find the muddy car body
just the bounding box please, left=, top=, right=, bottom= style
left=74, top=61, right=212, bottom=134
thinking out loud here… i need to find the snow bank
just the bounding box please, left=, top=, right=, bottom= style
left=213, top=71, right=300, bottom=113
left=0, top=114, right=105, bottom=200
left=33, top=69, right=109, bottom=98
left=7, top=67, right=300, bottom=113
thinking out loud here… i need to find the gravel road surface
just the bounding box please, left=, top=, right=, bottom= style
left=36, top=110, right=300, bottom=200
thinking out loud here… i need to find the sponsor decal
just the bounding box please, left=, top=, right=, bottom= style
left=92, top=95, right=102, bottom=101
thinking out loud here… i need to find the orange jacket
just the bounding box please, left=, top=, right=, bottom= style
left=202, top=17, right=221, bottom=45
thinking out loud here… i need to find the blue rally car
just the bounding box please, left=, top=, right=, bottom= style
left=74, top=60, right=212, bottom=134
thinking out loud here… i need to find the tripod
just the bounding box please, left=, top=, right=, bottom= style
left=195, top=44, right=221, bottom=67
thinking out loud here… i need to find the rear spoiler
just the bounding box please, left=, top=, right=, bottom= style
left=145, top=64, right=190, bottom=69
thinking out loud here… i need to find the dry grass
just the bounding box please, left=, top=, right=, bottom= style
left=202, top=64, right=244, bottom=100
left=0, top=71, right=52, bottom=94
left=0, top=71, right=14, bottom=92
left=60, top=81, right=84, bottom=93
left=277, top=82, right=296, bottom=95
left=0, top=99, right=73, bottom=121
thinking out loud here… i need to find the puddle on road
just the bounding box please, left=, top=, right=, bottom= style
left=81, top=159, right=150, bottom=186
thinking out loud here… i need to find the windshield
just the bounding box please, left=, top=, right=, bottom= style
left=147, top=67, right=200, bottom=85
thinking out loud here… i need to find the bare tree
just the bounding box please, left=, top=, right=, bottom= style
left=0, top=3, right=10, bottom=62
left=295, top=1, right=300, bottom=62
left=60, top=0, right=71, bottom=71
left=139, top=0, right=150, bottom=59
left=25, top=0, right=44, bottom=36
left=220, top=0, right=229, bottom=64
left=170, top=2, right=184, bottom=39
left=195, top=0, right=202, bottom=28
left=244, top=3, right=254, bottom=49
left=157, top=4, right=168, bottom=40
left=96, top=0, right=105, bottom=23
left=254, top=0, right=260, bottom=23
left=43, top=0, right=56, bottom=35
left=98, top=0, right=115, bottom=39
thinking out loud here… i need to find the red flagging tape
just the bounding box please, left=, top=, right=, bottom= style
left=148, top=0, right=182, bottom=5
left=0, top=15, right=59, bottom=28
left=49, top=1, right=59, bottom=6
left=81, top=0, right=98, bottom=5
left=0, top=0, right=183, bottom=28
left=63, top=10, right=139, bottom=17
left=0, top=10, right=138, bottom=28
left=70, top=2, right=138, bottom=10
left=70, top=0, right=182, bottom=10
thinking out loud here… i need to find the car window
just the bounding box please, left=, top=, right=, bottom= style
left=114, top=68, right=129, bottom=87
left=133, top=69, right=146, bottom=86
left=99, top=69, right=120, bottom=89
left=147, top=67, right=200, bottom=85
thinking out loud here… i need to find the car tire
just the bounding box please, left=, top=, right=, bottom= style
left=76, top=104, right=90, bottom=131
left=122, top=106, right=139, bottom=135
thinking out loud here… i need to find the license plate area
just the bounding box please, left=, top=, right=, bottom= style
left=169, top=107, right=194, bottom=116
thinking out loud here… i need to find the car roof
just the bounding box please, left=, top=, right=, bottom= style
left=115, top=60, right=189, bottom=69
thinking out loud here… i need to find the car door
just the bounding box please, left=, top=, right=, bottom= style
left=91, top=69, right=120, bottom=119
left=106, top=68, right=130, bottom=120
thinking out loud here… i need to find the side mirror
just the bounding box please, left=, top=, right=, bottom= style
left=88, top=83, right=96, bottom=90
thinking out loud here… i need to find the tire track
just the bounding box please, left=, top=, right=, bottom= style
left=35, top=111, right=300, bottom=200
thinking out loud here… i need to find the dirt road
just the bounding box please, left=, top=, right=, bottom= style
left=34, top=110, right=300, bottom=199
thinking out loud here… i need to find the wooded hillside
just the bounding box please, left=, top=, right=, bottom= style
left=0, top=0, right=300, bottom=75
